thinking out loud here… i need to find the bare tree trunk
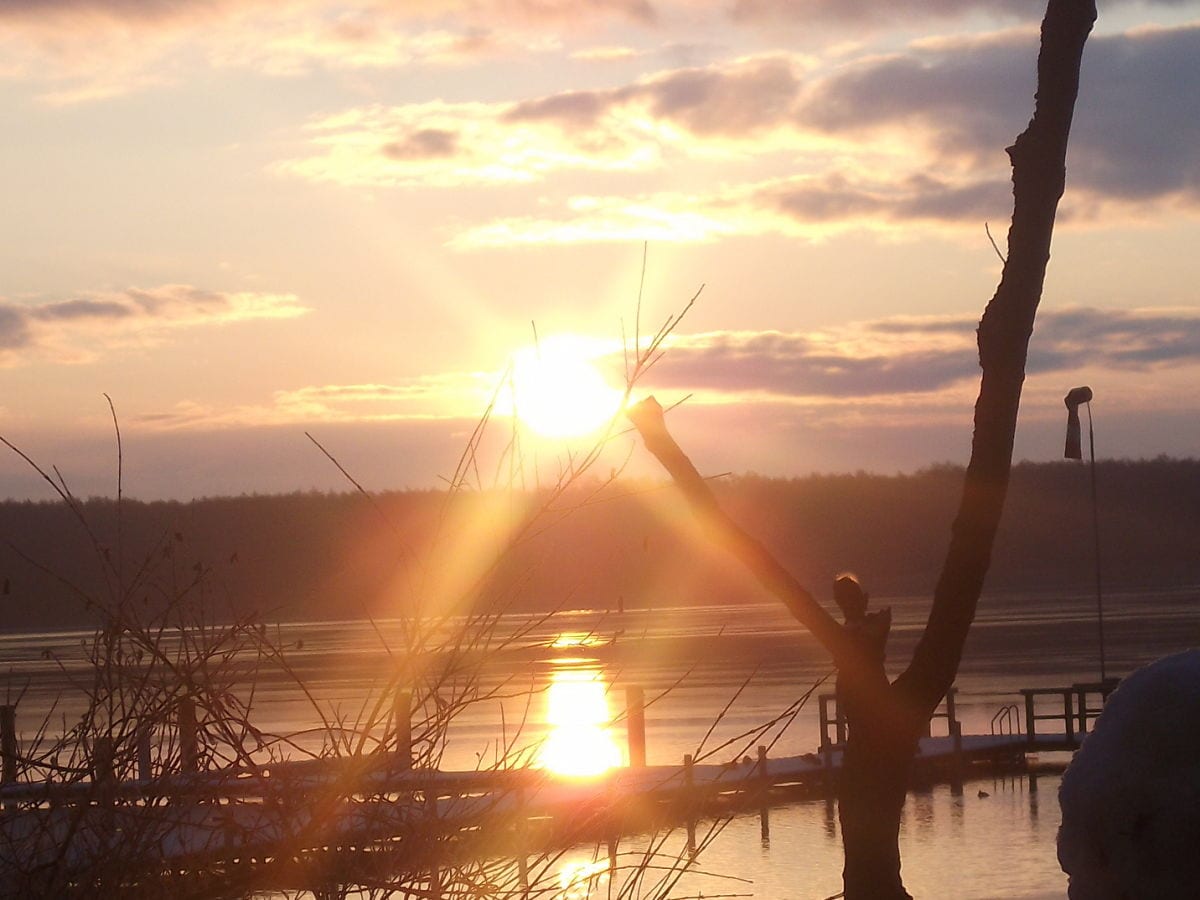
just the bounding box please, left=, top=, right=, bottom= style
left=628, top=2, right=1095, bottom=896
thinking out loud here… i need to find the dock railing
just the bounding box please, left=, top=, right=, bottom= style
left=990, top=704, right=1020, bottom=736
left=818, top=688, right=960, bottom=748
left=1072, top=679, right=1119, bottom=736
left=1020, top=679, right=1119, bottom=747
left=1020, top=687, right=1075, bottom=745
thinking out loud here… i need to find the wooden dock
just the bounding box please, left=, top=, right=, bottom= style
left=0, top=681, right=1111, bottom=892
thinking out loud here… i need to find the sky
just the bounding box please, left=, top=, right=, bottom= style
left=2, top=0, right=1199, bottom=500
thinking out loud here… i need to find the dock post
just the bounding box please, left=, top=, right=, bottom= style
left=178, top=696, right=198, bottom=772
left=94, top=735, right=117, bottom=818
left=816, top=696, right=844, bottom=748
left=683, top=753, right=696, bottom=859
left=395, top=690, right=413, bottom=769
left=137, top=725, right=153, bottom=782
left=757, top=745, right=770, bottom=844
left=1, top=705, right=16, bottom=809
left=429, top=791, right=443, bottom=900
left=819, top=693, right=845, bottom=748
left=94, top=736, right=115, bottom=784
left=517, top=843, right=529, bottom=890
left=950, top=720, right=964, bottom=795
left=515, top=785, right=529, bottom=891
left=626, top=686, right=646, bottom=768
left=1023, top=692, right=1036, bottom=747
left=1, top=706, right=16, bottom=786
left=818, top=694, right=832, bottom=750
left=1062, top=690, right=1075, bottom=745
left=821, top=742, right=835, bottom=798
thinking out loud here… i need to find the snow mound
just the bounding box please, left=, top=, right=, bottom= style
left=1058, top=650, right=1200, bottom=899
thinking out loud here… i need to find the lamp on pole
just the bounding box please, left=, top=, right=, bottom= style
left=1064, top=386, right=1106, bottom=683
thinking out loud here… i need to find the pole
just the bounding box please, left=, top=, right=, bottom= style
left=395, top=690, right=413, bottom=770
left=757, top=745, right=770, bottom=843
left=0, top=706, right=14, bottom=812
left=179, top=696, right=198, bottom=773
left=626, top=686, right=646, bottom=768
left=137, top=725, right=153, bottom=782
left=1086, top=402, right=1106, bottom=683
left=683, top=753, right=696, bottom=858
left=1, top=706, right=16, bottom=785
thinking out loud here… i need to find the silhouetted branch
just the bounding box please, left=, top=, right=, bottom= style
left=626, top=398, right=847, bottom=660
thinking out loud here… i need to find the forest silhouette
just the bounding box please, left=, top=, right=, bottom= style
left=3, top=457, right=1195, bottom=630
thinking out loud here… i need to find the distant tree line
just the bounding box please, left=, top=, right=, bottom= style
left=2, top=457, right=1196, bottom=630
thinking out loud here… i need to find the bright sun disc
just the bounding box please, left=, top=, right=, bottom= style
left=507, top=336, right=624, bottom=439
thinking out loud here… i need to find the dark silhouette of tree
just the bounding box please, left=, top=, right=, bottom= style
left=627, top=1, right=1097, bottom=896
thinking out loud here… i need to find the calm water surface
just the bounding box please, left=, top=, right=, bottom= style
left=2, top=586, right=1196, bottom=898
left=551, top=771, right=1066, bottom=899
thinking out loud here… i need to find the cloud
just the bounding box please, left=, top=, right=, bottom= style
left=0, top=285, right=309, bottom=366
left=650, top=326, right=977, bottom=400
left=752, top=171, right=1012, bottom=227
left=0, top=0, right=234, bottom=26
left=0, top=0, right=657, bottom=101
left=285, top=20, right=1200, bottom=238
left=132, top=372, right=499, bottom=430
left=1070, top=25, right=1200, bottom=203
left=206, top=16, right=548, bottom=80
left=1028, top=307, right=1200, bottom=370
left=731, top=0, right=1190, bottom=27
left=506, top=53, right=804, bottom=138
left=278, top=99, right=666, bottom=187
left=635, top=307, right=1200, bottom=402
left=479, top=0, right=658, bottom=24
left=451, top=171, right=1013, bottom=247
left=381, top=128, right=460, bottom=160
left=799, top=23, right=1200, bottom=208
left=4, top=0, right=1196, bottom=108
left=279, top=54, right=825, bottom=190
left=798, top=29, right=1037, bottom=162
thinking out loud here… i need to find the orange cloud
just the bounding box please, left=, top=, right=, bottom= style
left=132, top=373, right=498, bottom=430
left=0, top=285, right=309, bottom=366
left=0, top=0, right=655, bottom=102
left=636, top=308, right=1200, bottom=404
left=449, top=170, right=1014, bottom=247
left=278, top=54, right=815, bottom=188
left=279, top=22, right=1200, bottom=238
left=277, top=98, right=666, bottom=187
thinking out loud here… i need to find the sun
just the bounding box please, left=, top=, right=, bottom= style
left=506, top=335, right=625, bottom=439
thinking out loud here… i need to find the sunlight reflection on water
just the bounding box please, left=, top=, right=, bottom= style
left=538, top=665, right=622, bottom=777
left=556, top=857, right=612, bottom=899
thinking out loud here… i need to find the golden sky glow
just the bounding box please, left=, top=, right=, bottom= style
left=2, top=1, right=1200, bottom=498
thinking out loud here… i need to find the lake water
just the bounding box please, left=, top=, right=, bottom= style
left=2, top=585, right=1197, bottom=897
left=553, top=770, right=1067, bottom=899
